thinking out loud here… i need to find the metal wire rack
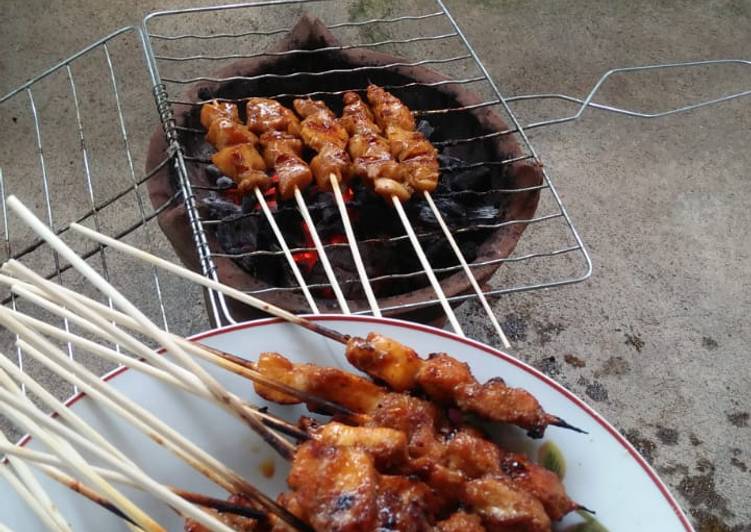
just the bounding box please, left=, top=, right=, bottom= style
left=141, top=0, right=593, bottom=338
left=1, top=0, right=749, bottom=425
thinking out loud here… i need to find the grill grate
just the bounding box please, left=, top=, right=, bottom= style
left=142, top=0, right=592, bottom=340
left=1, top=0, right=748, bottom=412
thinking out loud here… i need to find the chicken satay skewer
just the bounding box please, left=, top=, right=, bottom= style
left=364, top=84, right=510, bottom=346
left=245, top=98, right=351, bottom=313
left=202, top=101, right=320, bottom=314
left=340, top=91, right=463, bottom=331
left=292, top=98, right=381, bottom=315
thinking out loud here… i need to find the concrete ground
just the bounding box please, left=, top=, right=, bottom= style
left=1, top=1, right=750, bottom=531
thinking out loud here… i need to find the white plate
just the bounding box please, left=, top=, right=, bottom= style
left=1, top=316, right=693, bottom=531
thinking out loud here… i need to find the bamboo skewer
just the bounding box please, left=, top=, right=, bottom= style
left=0, top=386, right=232, bottom=532
left=3, top=260, right=295, bottom=461
left=1, top=303, right=298, bottom=525
left=422, top=191, right=511, bottom=347
left=0, top=462, right=64, bottom=532
left=67, top=220, right=350, bottom=343
left=0, top=411, right=70, bottom=531
left=294, top=186, right=350, bottom=313
left=0, top=444, right=264, bottom=522
left=255, top=188, right=319, bottom=313
left=4, top=275, right=350, bottom=422
left=0, top=387, right=164, bottom=532
left=5, top=197, right=307, bottom=530
left=391, top=195, right=463, bottom=334
left=0, top=372, right=74, bottom=532
left=329, top=173, right=381, bottom=316
left=0, top=349, right=133, bottom=467
left=2, top=267, right=350, bottom=419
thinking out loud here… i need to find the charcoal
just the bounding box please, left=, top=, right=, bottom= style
left=203, top=193, right=241, bottom=219
left=215, top=175, right=234, bottom=189
left=417, top=120, right=435, bottom=138
left=207, top=165, right=225, bottom=181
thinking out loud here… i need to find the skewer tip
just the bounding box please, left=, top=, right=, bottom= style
left=549, top=416, right=588, bottom=435
left=577, top=504, right=596, bottom=515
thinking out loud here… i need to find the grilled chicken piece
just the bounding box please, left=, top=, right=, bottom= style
left=385, top=124, right=436, bottom=162
left=302, top=418, right=409, bottom=470
left=366, top=84, right=440, bottom=193
left=437, top=512, right=486, bottom=532
left=373, top=178, right=411, bottom=202
left=200, top=100, right=239, bottom=129
left=206, top=118, right=259, bottom=150
left=211, top=143, right=270, bottom=194
left=463, top=477, right=551, bottom=532
left=500, top=453, right=576, bottom=522
left=251, top=352, right=387, bottom=414
left=258, top=130, right=303, bottom=166
left=341, top=91, right=381, bottom=136
left=246, top=97, right=301, bottom=136
left=384, top=124, right=440, bottom=192
left=287, top=441, right=380, bottom=531
left=345, top=332, right=422, bottom=392
left=292, top=98, right=353, bottom=189
left=347, top=132, right=402, bottom=182
left=366, top=84, right=416, bottom=132
left=399, top=157, right=440, bottom=193
left=293, top=98, right=349, bottom=151
left=375, top=474, right=443, bottom=531
left=285, top=440, right=443, bottom=532
left=310, top=144, right=353, bottom=188
left=342, top=91, right=413, bottom=200
left=258, top=131, right=312, bottom=199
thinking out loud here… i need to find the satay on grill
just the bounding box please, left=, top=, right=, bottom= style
left=366, top=84, right=440, bottom=193
left=246, top=98, right=313, bottom=199
left=200, top=101, right=272, bottom=194
left=292, top=98, right=354, bottom=191
left=340, top=91, right=413, bottom=201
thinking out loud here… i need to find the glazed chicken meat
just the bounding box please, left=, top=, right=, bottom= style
left=293, top=98, right=353, bottom=190
left=250, top=351, right=579, bottom=530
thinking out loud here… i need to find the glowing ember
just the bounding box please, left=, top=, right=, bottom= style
left=292, top=222, right=317, bottom=273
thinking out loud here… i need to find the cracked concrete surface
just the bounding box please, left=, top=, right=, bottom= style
left=1, top=1, right=750, bottom=530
